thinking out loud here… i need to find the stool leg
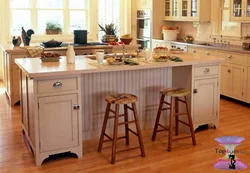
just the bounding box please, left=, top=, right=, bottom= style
left=184, top=96, right=196, bottom=145
left=98, top=103, right=111, bottom=152
left=168, top=97, right=175, bottom=152
left=132, top=103, right=146, bottom=157
left=124, top=104, right=129, bottom=146
left=175, top=97, right=179, bottom=136
left=111, top=104, right=119, bottom=164
left=152, top=94, right=165, bottom=141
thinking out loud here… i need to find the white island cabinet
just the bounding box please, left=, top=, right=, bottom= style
left=15, top=54, right=224, bottom=166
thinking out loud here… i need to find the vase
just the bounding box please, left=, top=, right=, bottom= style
left=101, top=34, right=118, bottom=43
left=66, top=45, right=75, bottom=64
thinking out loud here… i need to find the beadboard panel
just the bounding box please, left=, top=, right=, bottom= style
left=81, top=68, right=172, bottom=140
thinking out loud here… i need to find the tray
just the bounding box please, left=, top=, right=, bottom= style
left=40, top=57, right=60, bottom=62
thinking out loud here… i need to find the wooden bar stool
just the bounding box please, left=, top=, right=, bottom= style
left=151, top=88, right=196, bottom=151
left=98, top=93, right=145, bottom=164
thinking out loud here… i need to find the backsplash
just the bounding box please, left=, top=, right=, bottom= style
left=165, top=22, right=250, bottom=46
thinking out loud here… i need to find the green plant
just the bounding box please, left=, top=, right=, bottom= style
left=46, top=22, right=62, bottom=33
left=98, top=23, right=118, bottom=35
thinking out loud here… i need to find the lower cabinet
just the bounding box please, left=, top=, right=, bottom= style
left=38, top=94, right=79, bottom=152
left=193, top=78, right=218, bottom=124
left=220, top=62, right=244, bottom=100
left=247, top=66, right=250, bottom=102
left=20, top=74, right=82, bottom=166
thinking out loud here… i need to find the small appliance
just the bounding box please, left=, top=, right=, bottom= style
left=74, top=30, right=87, bottom=45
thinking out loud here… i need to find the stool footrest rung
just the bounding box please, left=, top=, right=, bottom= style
left=108, top=114, right=125, bottom=119
left=157, top=129, right=167, bottom=133
left=126, top=106, right=134, bottom=111
left=158, top=124, right=168, bottom=130
left=104, top=133, right=113, bottom=141
left=174, top=112, right=188, bottom=116
left=178, top=120, right=190, bottom=126
left=116, top=146, right=141, bottom=153
left=161, top=107, right=170, bottom=111
left=118, top=120, right=135, bottom=125
left=172, top=135, right=192, bottom=141
left=177, top=98, right=186, bottom=103
left=109, top=109, right=116, bottom=114
left=163, top=101, right=171, bottom=105
left=128, top=128, right=138, bottom=136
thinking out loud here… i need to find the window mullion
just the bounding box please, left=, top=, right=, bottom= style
left=64, top=0, right=70, bottom=35
left=32, top=0, right=38, bottom=34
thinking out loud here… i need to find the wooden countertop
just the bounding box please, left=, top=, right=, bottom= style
left=15, top=53, right=224, bottom=78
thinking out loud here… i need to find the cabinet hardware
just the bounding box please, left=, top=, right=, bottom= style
left=53, top=81, right=63, bottom=88
left=204, top=68, right=210, bottom=73
left=227, top=69, right=231, bottom=73
left=193, top=50, right=196, bottom=53
left=38, top=103, right=39, bottom=109
left=206, top=52, right=210, bottom=55
left=193, top=89, right=198, bottom=94
left=228, top=55, right=232, bottom=59
left=243, top=68, right=245, bottom=72
left=73, top=104, right=80, bottom=110
left=242, top=92, right=244, bottom=96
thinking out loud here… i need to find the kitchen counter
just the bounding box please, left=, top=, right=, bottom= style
left=16, top=53, right=224, bottom=166
left=152, top=39, right=250, bottom=54
left=15, top=53, right=224, bottom=78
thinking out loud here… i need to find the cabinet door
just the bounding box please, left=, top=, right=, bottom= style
left=38, top=94, right=79, bottom=152
left=231, top=0, right=244, bottom=21
left=246, top=66, right=250, bottom=102
left=12, top=64, right=20, bottom=99
left=193, top=78, right=218, bottom=123
left=244, top=0, right=250, bottom=19
left=181, top=0, right=190, bottom=19
left=220, top=63, right=231, bottom=95
left=165, top=0, right=179, bottom=19
left=230, top=64, right=244, bottom=99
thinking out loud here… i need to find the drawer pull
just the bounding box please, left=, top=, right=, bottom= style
left=206, top=52, right=210, bottom=55
left=53, top=81, right=63, bottom=88
left=193, top=50, right=196, bottom=53
left=193, top=89, right=198, bottom=94
left=73, top=104, right=80, bottom=110
left=204, top=68, right=210, bottom=73
left=228, top=55, right=232, bottom=59
left=228, top=69, right=231, bottom=73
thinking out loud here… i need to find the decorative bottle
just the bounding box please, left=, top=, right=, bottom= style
left=66, top=44, right=75, bottom=64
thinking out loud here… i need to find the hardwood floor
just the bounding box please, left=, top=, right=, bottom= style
left=0, top=82, right=250, bottom=173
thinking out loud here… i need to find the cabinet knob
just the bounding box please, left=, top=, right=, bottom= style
left=204, top=68, right=210, bottom=73
left=228, top=55, right=232, bottom=59
left=53, top=81, right=63, bottom=88
left=193, top=89, right=198, bottom=94
left=193, top=50, right=196, bottom=53
left=73, top=104, right=80, bottom=110
left=206, top=52, right=210, bottom=55
left=228, top=69, right=231, bottom=73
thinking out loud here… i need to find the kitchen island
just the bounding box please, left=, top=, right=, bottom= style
left=15, top=54, right=224, bottom=166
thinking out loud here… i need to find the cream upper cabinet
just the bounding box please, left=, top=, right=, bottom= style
left=137, top=0, right=152, bottom=9
left=230, top=0, right=250, bottom=21
left=164, top=0, right=211, bottom=21
left=165, top=0, right=179, bottom=19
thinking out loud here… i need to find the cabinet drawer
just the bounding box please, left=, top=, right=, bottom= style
left=217, top=51, right=246, bottom=64
left=37, top=77, right=78, bottom=94
left=194, top=65, right=219, bottom=77
left=189, top=47, right=216, bottom=56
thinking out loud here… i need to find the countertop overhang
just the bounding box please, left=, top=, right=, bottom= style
left=15, top=53, right=224, bottom=78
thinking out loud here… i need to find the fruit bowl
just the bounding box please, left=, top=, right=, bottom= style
left=153, top=46, right=168, bottom=55
left=106, top=57, right=124, bottom=65
left=153, top=55, right=170, bottom=62
left=120, top=37, right=133, bottom=45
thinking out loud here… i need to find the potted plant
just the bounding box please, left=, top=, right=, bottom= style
left=98, top=23, right=118, bottom=43
left=45, top=22, right=62, bottom=35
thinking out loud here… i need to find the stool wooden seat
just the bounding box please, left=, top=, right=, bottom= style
left=152, top=88, right=196, bottom=151
left=98, top=93, right=145, bottom=164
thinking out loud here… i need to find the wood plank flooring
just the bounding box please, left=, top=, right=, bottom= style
left=0, top=83, right=250, bottom=173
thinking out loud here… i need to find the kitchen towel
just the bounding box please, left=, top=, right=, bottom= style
left=25, top=46, right=44, bottom=57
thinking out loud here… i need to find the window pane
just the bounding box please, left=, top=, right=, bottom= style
left=70, top=11, right=87, bottom=31
left=37, top=10, right=63, bottom=33
left=37, top=0, right=63, bottom=9
left=10, top=0, right=31, bottom=8
left=69, top=0, right=86, bottom=9
left=11, top=10, right=31, bottom=35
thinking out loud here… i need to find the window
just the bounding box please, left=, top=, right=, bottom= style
left=7, top=0, right=131, bottom=41
left=10, top=0, right=88, bottom=35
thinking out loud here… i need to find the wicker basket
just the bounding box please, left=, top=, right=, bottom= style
left=40, top=57, right=60, bottom=62
left=46, top=29, right=60, bottom=35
